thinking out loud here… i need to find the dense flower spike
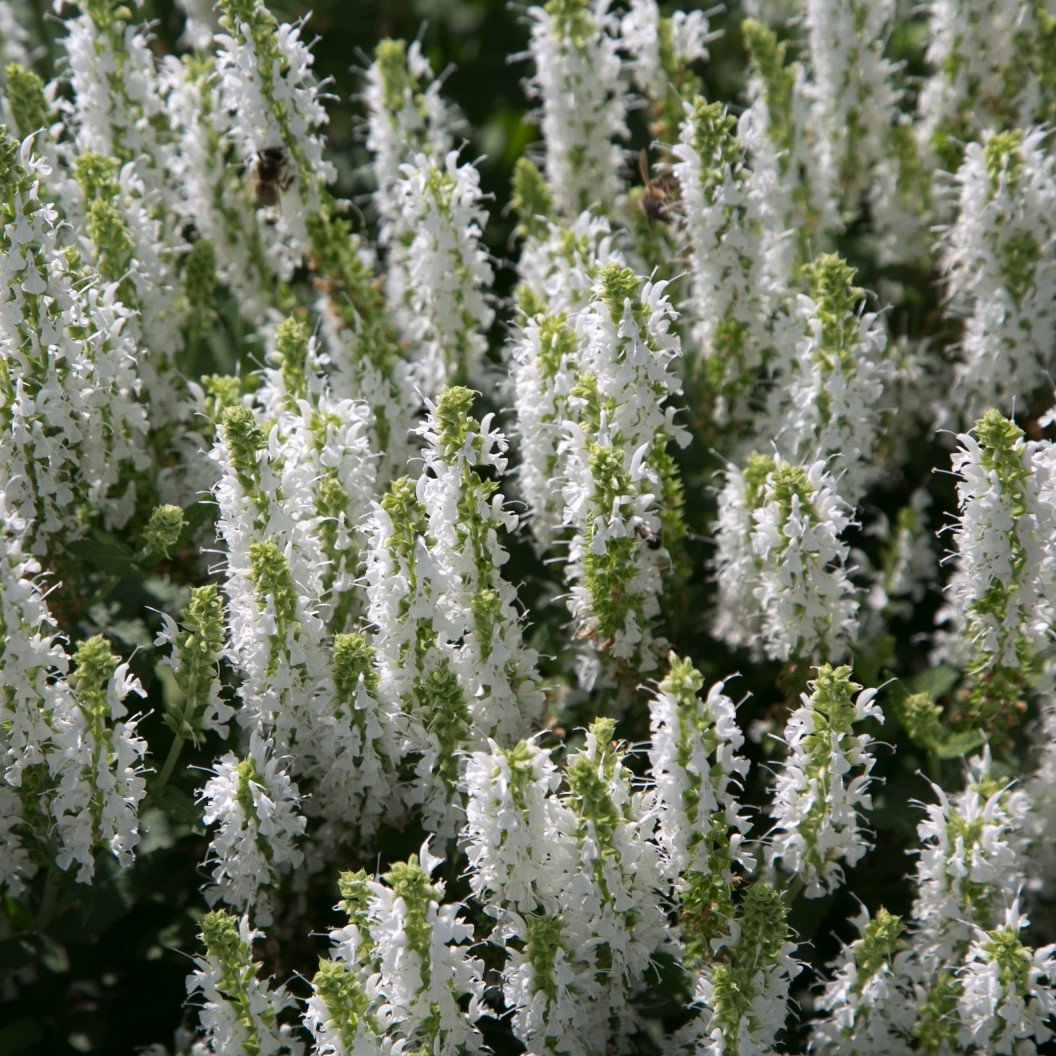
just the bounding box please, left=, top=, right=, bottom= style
left=560, top=718, right=670, bottom=1048
left=917, top=0, right=1051, bottom=163
left=526, top=0, right=628, bottom=219
left=811, top=908, right=913, bottom=1056
left=741, top=18, right=836, bottom=260
left=620, top=0, right=715, bottom=141
left=766, top=665, right=883, bottom=897
left=0, top=500, right=65, bottom=895
left=679, top=881, right=799, bottom=1056
left=364, top=38, right=458, bottom=241
left=940, top=411, right=1056, bottom=728
left=0, top=131, right=149, bottom=548
left=199, top=736, right=306, bottom=926
left=768, top=254, right=892, bottom=504
left=48, top=635, right=148, bottom=883
left=317, top=846, right=487, bottom=1055
left=388, top=151, right=494, bottom=392
left=802, top=0, right=900, bottom=206
left=944, top=128, right=1056, bottom=421
left=713, top=454, right=858, bottom=662
left=362, top=475, right=471, bottom=840
left=649, top=655, right=752, bottom=950
left=417, top=386, right=544, bottom=741
left=910, top=749, right=1030, bottom=966
left=956, top=900, right=1056, bottom=1054
left=672, top=96, right=784, bottom=420
left=214, top=0, right=335, bottom=250
left=187, top=909, right=303, bottom=1056
left=559, top=262, right=687, bottom=671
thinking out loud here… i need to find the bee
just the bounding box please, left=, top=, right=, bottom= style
left=638, top=149, right=678, bottom=226
left=251, top=146, right=294, bottom=208
left=635, top=520, right=663, bottom=550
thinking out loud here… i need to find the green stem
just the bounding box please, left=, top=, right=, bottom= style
left=154, top=732, right=187, bottom=796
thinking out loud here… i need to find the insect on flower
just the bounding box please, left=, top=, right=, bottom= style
left=251, top=146, right=294, bottom=207
left=638, top=149, right=677, bottom=226
left=635, top=520, right=663, bottom=550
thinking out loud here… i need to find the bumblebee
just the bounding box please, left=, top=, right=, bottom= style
left=251, top=146, right=294, bottom=207
left=635, top=520, right=663, bottom=550
left=638, top=149, right=678, bottom=226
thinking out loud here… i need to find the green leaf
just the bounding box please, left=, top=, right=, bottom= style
left=65, top=534, right=140, bottom=577
left=906, top=665, right=961, bottom=701
left=931, top=728, right=987, bottom=760
left=153, top=785, right=204, bottom=833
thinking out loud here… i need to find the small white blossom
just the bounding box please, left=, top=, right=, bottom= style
left=649, top=655, right=753, bottom=888
left=811, top=907, right=914, bottom=1056
left=714, top=454, right=859, bottom=663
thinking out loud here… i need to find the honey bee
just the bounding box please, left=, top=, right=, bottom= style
left=635, top=520, right=663, bottom=550
left=251, top=146, right=294, bottom=207
left=638, top=149, right=678, bottom=226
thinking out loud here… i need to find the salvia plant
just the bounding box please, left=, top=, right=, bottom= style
left=3, top=1, right=1056, bottom=1053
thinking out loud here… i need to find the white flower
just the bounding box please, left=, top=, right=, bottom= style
left=766, top=665, right=883, bottom=898
left=322, top=845, right=487, bottom=1056
left=163, top=53, right=288, bottom=312
left=187, top=909, right=303, bottom=1056
left=526, top=0, right=628, bottom=219
left=302, top=630, right=402, bottom=844
left=937, top=412, right=1056, bottom=720
left=0, top=131, right=149, bottom=548
left=767, top=254, right=893, bottom=505
left=462, top=739, right=572, bottom=916
left=742, top=18, right=840, bottom=255
left=211, top=403, right=330, bottom=750
left=362, top=477, right=471, bottom=842
left=364, top=37, right=458, bottom=242
left=620, top=0, right=715, bottom=103
left=559, top=719, right=670, bottom=1046
left=917, top=0, right=1043, bottom=151
left=678, top=882, right=800, bottom=1056
left=943, top=128, right=1056, bottom=422
left=957, top=899, right=1056, bottom=1055
left=802, top=0, right=900, bottom=204
left=199, top=737, right=306, bottom=926
left=417, top=387, right=544, bottom=743
left=515, top=210, right=623, bottom=315
left=672, top=97, right=787, bottom=422
left=910, top=749, right=1031, bottom=966
left=649, top=655, right=753, bottom=886
left=58, top=6, right=178, bottom=206
left=48, top=636, right=148, bottom=884
left=388, top=150, right=494, bottom=394
left=558, top=263, right=687, bottom=670
left=214, top=0, right=336, bottom=252
left=714, top=454, right=858, bottom=663
left=810, top=907, right=914, bottom=1056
